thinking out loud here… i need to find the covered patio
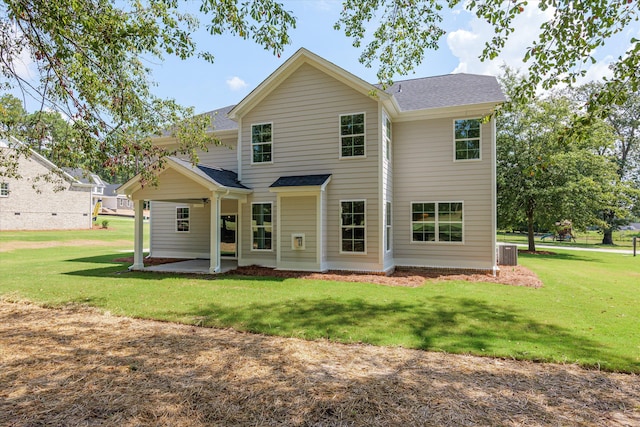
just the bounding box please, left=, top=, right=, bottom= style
left=118, top=157, right=251, bottom=274
left=142, top=258, right=238, bottom=274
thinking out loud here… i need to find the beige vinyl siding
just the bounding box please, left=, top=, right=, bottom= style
left=0, top=150, right=92, bottom=230
left=134, top=168, right=211, bottom=200
left=197, top=136, right=238, bottom=171
left=150, top=201, right=211, bottom=258
left=393, top=117, right=494, bottom=269
left=279, top=196, right=318, bottom=270
left=150, top=199, right=238, bottom=258
left=239, top=63, right=381, bottom=270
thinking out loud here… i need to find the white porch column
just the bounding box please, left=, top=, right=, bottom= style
left=209, top=194, right=221, bottom=273
left=131, top=199, right=145, bottom=270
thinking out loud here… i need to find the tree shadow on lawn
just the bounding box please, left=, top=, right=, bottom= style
left=518, top=251, right=605, bottom=263
left=2, top=302, right=638, bottom=426
left=173, top=295, right=637, bottom=372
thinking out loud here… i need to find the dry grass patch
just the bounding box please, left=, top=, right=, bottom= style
left=1, top=300, right=637, bottom=426
left=0, top=239, right=134, bottom=252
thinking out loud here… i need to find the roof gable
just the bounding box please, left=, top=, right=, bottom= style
left=228, top=48, right=387, bottom=120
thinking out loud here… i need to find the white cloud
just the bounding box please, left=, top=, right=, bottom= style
left=447, top=3, right=553, bottom=77
left=226, top=76, right=248, bottom=91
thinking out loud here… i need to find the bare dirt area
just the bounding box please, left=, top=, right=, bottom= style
left=1, top=301, right=638, bottom=426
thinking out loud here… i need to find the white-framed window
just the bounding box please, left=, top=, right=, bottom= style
left=386, top=201, right=392, bottom=252
left=383, top=114, right=392, bottom=161
left=0, top=182, right=8, bottom=197
left=251, top=123, right=273, bottom=163
left=251, top=202, right=273, bottom=250
left=340, top=113, right=365, bottom=158
left=454, top=118, right=481, bottom=161
left=411, top=202, right=463, bottom=243
left=176, top=207, right=190, bottom=232
left=340, top=200, right=366, bottom=253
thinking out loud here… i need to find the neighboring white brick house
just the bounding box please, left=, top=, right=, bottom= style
left=0, top=137, right=93, bottom=230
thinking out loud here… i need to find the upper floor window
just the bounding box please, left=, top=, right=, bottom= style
left=252, top=123, right=272, bottom=163
left=252, top=202, right=273, bottom=250
left=340, top=200, right=366, bottom=253
left=454, top=118, right=481, bottom=161
left=0, top=182, right=8, bottom=197
left=412, top=202, right=463, bottom=243
left=340, top=113, right=365, bottom=158
left=176, top=207, right=190, bottom=232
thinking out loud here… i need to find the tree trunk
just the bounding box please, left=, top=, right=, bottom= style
left=602, top=228, right=614, bottom=245
left=601, top=209, right=615, bottom=245
left=527, top=208, right=536, bottom=252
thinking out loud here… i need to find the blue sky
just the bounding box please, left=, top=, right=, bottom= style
left=9, top=0, right=640, bottom=115
left=148, top=0, right=640, bottom=115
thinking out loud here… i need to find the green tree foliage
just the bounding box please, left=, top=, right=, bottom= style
left=337, top=0, right=639, bottom=113
left=574, top=83, right=640, bottom=243
left=0, top=0, right=295, bottom=181
left=497, top=70, right=620, bottom=251
left=0, top=92, right=25, bottom=132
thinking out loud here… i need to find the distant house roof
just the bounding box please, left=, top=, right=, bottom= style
left=383, top=73, right=506, bottom=111
left=62, top=167, right=106, bottom=187
left=270, top=174, right=332, bottom=188
left=104, top=183, right=122, bottom=197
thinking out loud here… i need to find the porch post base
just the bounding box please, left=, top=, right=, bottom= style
left=129, top=263, right=145, bottom=271
left=209, top=266, right=220, bottom=274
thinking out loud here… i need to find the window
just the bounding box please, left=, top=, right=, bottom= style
left=454, top=119, right=481, bottom=160
left=0, top=182, right=8, bottom=197
left=341, top=200, right=366, bottom=253
left=252, top=203, right=272, bottom=250
left=383, top=115, right=392, bottom=161
left=252, top=123, right=272, bottom=163
left=412, top=202, right=463, bottom=243
left=176, top=207, right=190, bottom=232
left=386, top=201, right=392, bottom=252
left=340, top=113, right=365, bottom=157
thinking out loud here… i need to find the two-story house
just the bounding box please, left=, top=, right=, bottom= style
left=119, top=48, right=505, bottom=274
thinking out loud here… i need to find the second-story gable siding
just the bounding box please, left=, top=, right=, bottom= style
left=239, top=62, right=382, bottom=269
left=197, top=136, right=238, bottom=172
left=393, top=117, right=494, bottom=269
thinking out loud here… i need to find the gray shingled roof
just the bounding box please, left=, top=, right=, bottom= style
left=161, top=105, right=238, bottom=136
left=270, top=174, right=332, bottom=188
left=104, top=183, right=121, bottom=196
left=196, top=164, right=249, bottom=189
left=383, top=73, right=505, bottom=111
left=170, top=157, right=249, bottom=190
left=62, top=167, right=105, bottom=186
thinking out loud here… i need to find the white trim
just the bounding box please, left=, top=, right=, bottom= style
left=175, top=206, right=190, bottom=233
left=338, top=112, right=366, bottom=159
left=250, top=201, right=274, bottom=252
left=237, top=118, right=243, bottom=181
left=491, top=115, right=498, bottom=273
left=339, top=199, right=367, bottom=255
left=385, top=201, right=392, bottom=254
left=453, top=117, right=482, bottom=162
left=409, top=201, right=464, bottom=244
left=250, top=122, right=274, bottom=165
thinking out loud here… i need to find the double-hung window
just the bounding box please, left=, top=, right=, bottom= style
left=340, top=200, right=366, bottom=253
left=340, top=113, right=365, bottom=157
left=412, top=202, right=463, bottom=243
left=252, top=202, right=272, bottom=250
left=252, top=123, right=272, bottom=163
left=383, top=115, right=392, bottom=161
left=454, top=118, right=481, bottom=161
left=176, top=207, right=190, bottom=232
left=386, top=201, right=392, bottom=252
left=0, top=182, right=8, bottom=197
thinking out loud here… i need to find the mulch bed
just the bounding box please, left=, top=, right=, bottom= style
left=1, top=300, right=638, bottom=426
left=113, top=256, right=544, bottom=288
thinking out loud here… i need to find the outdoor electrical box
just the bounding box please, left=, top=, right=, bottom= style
left=292, top=233, right=305, bottom=250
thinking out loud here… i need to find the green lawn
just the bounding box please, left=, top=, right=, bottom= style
left=498, top=230, right=639, bottom=248
left=1, top=217, right=639, bottom=373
